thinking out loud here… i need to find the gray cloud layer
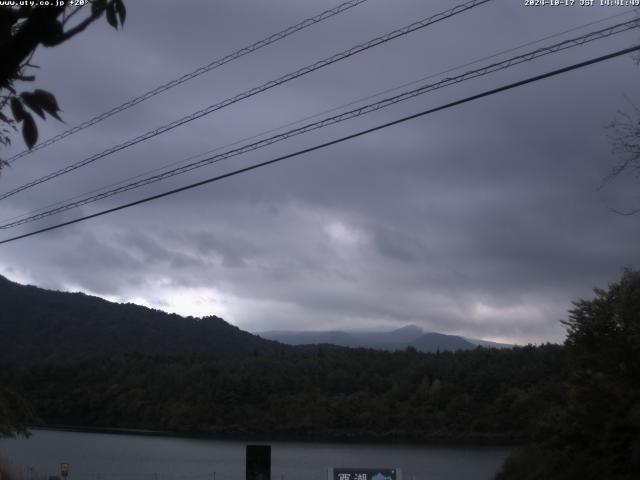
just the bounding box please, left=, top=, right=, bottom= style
left=1, top=0, right=639, bottom=344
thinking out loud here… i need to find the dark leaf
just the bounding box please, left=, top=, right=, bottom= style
left=10, top=97, right=25, bottom=122
left=0, top=6, right=19, bottom=27
left=91, top=0, right=107, bottom=16
left=106, top=2, right=118, bottom=29
left=40, top=20, right=63, bottom=46
left=114, top=0, right=126, bottom=26
left=20, top=92, right=46, bottom=119
left=31, top=89, right=62, bottom=121
left=0, top=111, right=10, bottom=123
left=22, top=112, right=37, bottom=149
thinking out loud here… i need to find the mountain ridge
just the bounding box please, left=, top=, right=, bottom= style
left=258, top=325, right=512, bottom=353
left=0, top=274, right=511, bottom=362
left=0, top=274, right=287, bottom=362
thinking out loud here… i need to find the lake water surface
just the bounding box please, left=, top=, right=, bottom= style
left=0, top=429, right=510, bottom=480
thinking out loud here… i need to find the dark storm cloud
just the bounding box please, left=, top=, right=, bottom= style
left=1, top=0, right=639, bottom=343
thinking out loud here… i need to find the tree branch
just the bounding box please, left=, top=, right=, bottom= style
left=54, top=4, right=108, bottom=44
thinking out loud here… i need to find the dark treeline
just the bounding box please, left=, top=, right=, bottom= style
left=1, top=344, right=566, bottom=442
left=496, top=269, right=640, bottom=479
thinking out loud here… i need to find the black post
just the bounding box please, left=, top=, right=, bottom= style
left=246, top=445, right=271, bottom=480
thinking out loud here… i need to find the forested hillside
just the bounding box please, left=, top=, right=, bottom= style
left=0, top=275, right=285, bottom=361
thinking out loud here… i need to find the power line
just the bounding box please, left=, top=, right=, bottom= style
left=0, top=0, right=493, bottom=201
left=1, top=43, right=638, bottom=246
left=2, top=19, right=638, bottom=230
left=4, top=18, right=637, bottom=228
left=5, top=0, right=372, bottom=163
left=4, top=9, right=631, bottom=227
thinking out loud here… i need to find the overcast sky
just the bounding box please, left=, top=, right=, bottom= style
left=0, top=0, right=639, bottom=344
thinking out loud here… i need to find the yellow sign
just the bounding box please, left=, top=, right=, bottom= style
left=60, top=463, right=70, bottom=477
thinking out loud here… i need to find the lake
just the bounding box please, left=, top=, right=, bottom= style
left=0, top=429, right=511, bottom=480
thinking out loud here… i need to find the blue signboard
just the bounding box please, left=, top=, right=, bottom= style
left=328, top=468, right=400, bottom=480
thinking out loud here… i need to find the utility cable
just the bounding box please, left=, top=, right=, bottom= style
left=5, top=0, right=372, bottom=163
left=3, top=8, right=631, bottom=226
left=1, top=19, right=637, bottom=229
left=0, top=0, right=493, bottom=201
left=1, top=43, right=638, bottom=246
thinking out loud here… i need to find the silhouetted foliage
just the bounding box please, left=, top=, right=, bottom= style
left=607, top=101, right=640, bottom=187
left=0, top=1, right=125, bottom=160
left=496, top=269, right=640, bottom=479
left=605, top=100, right=640, bottom=215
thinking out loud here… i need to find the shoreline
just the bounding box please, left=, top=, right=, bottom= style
left=29, top=424, right=522, bottom=448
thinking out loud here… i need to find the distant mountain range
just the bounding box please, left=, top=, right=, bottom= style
left=0, top=275, right=287, bottom=362
left=258, top=325, right=512, bottom=353
left=0, top=274, right=510, bottom=363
